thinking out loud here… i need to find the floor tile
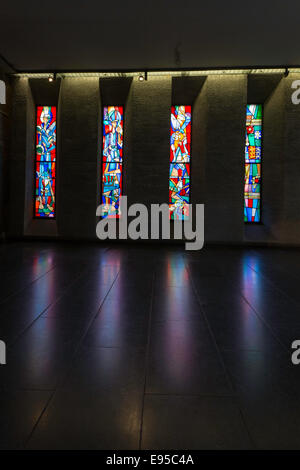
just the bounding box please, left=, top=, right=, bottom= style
left=26, top=389, right=142, bottom=450
left=142, top=395, right=252, bottom=450
left=0, top=390, right=51, bottom=449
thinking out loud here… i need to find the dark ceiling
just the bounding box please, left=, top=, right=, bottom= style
left=0, top=0, right=299, bottom=72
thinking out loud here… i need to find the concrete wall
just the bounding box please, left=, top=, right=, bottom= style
left=6, top=73, right=300, bottom=246
left=252, top=75, right=286, bottom=243
left=0, top=74, right=11, bottom=238
left=281, top=74, right=300, bottom=244
left=126, top=76, right=171, bottom=208
left=7, top=77, right=29, bottom=238
left=57, top=78, right=99, bottom=239
left=202, top=75, right=247, bottom=243
left=245, top=73, right=300, bottom=246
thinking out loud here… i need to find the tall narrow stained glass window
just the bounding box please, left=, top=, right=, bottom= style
left=35, top=106, right=56, bottom=218
left=169, top=105, right=191, bottom=220
left=101, top=106, right=124, bottom=218
left=244, top=104, right=262, bottom=222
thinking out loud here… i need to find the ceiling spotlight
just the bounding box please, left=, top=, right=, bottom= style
left=138, top=74, right=144, bottom=81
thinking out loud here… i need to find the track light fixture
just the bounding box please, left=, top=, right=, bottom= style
left=138, top=71, right=148, bottom=82
left=48, top=73, right=57, bottom=82
left=16, top=67, right=300, bottom=80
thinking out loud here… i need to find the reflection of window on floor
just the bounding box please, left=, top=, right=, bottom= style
left=169, top=105, right=191, bottom=220
left=35, top=106, right=56, bottom=218
left=101, top=106, right=124, bottom=218
left=244, top=104, right=262, bottom=222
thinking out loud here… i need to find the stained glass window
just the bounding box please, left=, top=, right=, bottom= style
left=101, top=106, right=124, bottom=218
left=35, top=106, right=56, bottom=218
left=169, top=105, right=191, bottom=220
left=244, top=104, right=262, bottom=222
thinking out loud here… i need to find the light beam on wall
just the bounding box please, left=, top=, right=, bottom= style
left=13, top=67, right=297, bottom=80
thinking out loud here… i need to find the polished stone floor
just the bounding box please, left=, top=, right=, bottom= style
left=0, top=241, right=300, bottom=450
